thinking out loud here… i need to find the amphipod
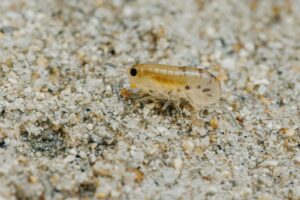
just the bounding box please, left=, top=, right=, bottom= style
left=127, top=63, right=222, bottom=110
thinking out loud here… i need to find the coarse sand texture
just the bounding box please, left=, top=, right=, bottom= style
left=0, top=0, right=300, bottom=199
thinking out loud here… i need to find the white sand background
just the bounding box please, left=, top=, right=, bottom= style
left=0, top=0, right=300, bottom=199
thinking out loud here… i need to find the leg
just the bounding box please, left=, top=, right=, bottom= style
left=163, top=92, right=172, bottom=111
left=197, top=106, right=204, bottom=119
left=175, top=99, right=183, bottom=118
left=163, top=101, right=171, bottom=110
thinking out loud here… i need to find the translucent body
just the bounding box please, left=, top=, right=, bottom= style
left=128, top=63, right=222, bottom=108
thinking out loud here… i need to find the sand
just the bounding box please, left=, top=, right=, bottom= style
left=0, top=0, right=300, bottom=199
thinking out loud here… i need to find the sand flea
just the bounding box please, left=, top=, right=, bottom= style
left=128, top=63, right=222, bottom=110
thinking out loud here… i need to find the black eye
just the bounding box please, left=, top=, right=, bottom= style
left=130, top=68, right=137, bottom=76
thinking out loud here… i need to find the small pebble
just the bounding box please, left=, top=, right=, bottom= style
left=199, top=136, right=210, bottom=147
left=79, top=151, right=87, bottom=159
left=28, top=175, right=39, bottom=184
left=129, top=168, right=144, bottom=183
left=93, top=162, right=112, bottom=177
left=64, top=155, right=76, bottom=163
left=260, top=160, right=278, bottom=167
left=221, top=58, right=236, bottom=70
left=173, top=157, right=183, bottom=170
left=87, top=123, right=94, bottom=130
left=127, top=118, right=139, bottom=129
left=157, top=126, right=168, bottom=133
left=182, top=138, right=194, bottom=153
left=279, top=128, right=295, bottom=137
left=162, top=167, right=177, bottom=184
left=258, top=85, right=267, bottom=95
left=209, top=118, right=219, bottom=129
